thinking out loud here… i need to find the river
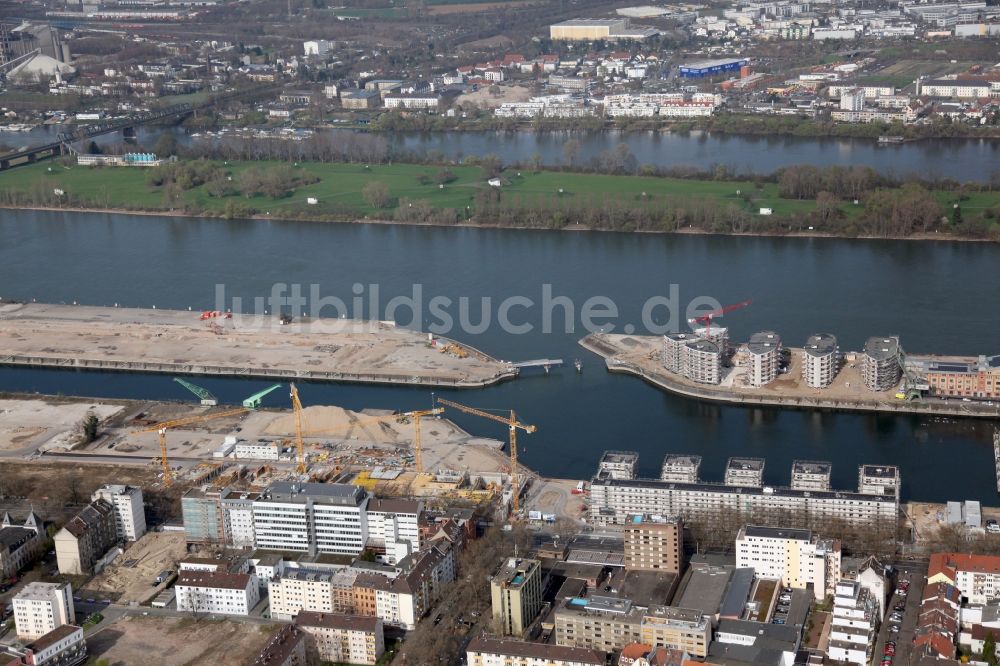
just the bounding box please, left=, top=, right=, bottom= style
left=9, top=124, right=1000, bottom=182
left=1, top=209, right=999, bottom=502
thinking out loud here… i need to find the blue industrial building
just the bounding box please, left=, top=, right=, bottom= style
left=678, top=58, right=748, bottom=78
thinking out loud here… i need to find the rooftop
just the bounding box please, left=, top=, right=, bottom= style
left=295, top=611, right=380, bottom=632
left=863, top=336, right=900, bottom=360
left=747, top=331, right=781, bottom=354
left=251, top=625, right=306, bottom=666
left=492, top=557, right=539, bottom=589
left=176, top=570, right=252, bottom=591
left=685, top=339, right=720, bottom=354
left=551, top=18, right=627, bottom=27
left=742, top=525, right=812, bottom=541
left=929, top=552, right=1000, bottom=578
left=726, top=457, right=765, bottom=472
left=662, top=454, right=701, bottom=468
left=792, top=460, right=832, bottom=476
left=260, top=481, right=367, bottom=506
left=467, top=636, right=605, bottom=664
left=860, top=464, right=899, bottom=479
left=804, top=333, right=837, bottom=356
left=25, top=624, right=82, bottom=652
left=601, top=451, right=639, bottom=464
left=16, top=581, right=68, bottom=601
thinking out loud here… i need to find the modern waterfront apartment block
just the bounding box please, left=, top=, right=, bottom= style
left=803, top=334, right=839, bottom=388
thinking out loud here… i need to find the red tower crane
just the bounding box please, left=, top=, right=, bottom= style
left=687, top=299, right=752, bottom=332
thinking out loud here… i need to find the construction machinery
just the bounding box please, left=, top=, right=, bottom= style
left=244, top=384, right=282, bottom=409
left=405, top=408, right=444, bottom=474
left=687, top=299, right=752, bottom=334
left=435, top=398, right=536, bottom=515
left=173, top=377, right=218, bottom=406
left=290, top=383, right=306, bottom=473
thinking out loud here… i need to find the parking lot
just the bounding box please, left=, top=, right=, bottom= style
left=872, top=561, right=926, bottom=666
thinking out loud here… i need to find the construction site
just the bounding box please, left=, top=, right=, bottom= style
left=0, top=301, right=517, bottom=387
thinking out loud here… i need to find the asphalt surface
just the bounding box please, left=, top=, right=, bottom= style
left=871, top=560, right=927, bottom=666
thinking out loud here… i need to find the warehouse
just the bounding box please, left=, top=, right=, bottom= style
left=678, top=58, right=748, bottom=78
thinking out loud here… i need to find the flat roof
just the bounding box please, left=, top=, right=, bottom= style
left=720, top=567, right=755, bottom=618
left=860, top=464, right=898, bottom=479
left=592, top=475, right=897, bottom=503
left=792, top=460, right=832, bottom=476
left=676, top=563, right=734, bottom=615
left=727, top=457, right=765, bottom=472
left=552, top=18, right=626, bottom=26
left=748, top=331, right=781, bottom=354
left=492, top=557, right=539, bottom=588
left=864, top=336, right=900, bottom=360
left=261, top=481, right=367, bottom=506
left=601, top=451, right=639, bottom=464
left=805, top=333, right=837, bottom=356
left=680, top=57, right=747, bottom=69
left=467, top=636, right=605, bottom=664
left=743, top=525, right=812, bottom=541
left=663, top=454, right=701, bottom=467
left=295, top=611, right=380, bottom=632
left=685, top=339, right=720, bottom=353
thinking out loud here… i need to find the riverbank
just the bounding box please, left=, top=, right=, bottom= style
left=580, top=332, right=1000, bottom=419
left=2, top=159, right=998, bottom=241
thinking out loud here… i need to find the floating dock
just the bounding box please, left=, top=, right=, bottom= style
left=580, top=332, right=1000, bottom=419
left=0, top=302, right=518, bottom=388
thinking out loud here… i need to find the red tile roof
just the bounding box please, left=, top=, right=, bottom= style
left=928, top=553, right=1000, bottom=581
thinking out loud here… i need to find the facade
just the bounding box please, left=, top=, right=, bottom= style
left=857, top=464, right=901, bottom=500
left=383, top=94, right=440, bottom=110
left=233, top=440, right=282, bottom=460
left=640, top=606, right=711, bottom=657
left=918, top=77, right=992, bottom=98
left=662, top=333, right=696, bottom=374
left=340, top=90, right=380, bottom=110
left=295, top=611, right=384, bottom=665
left=366, top=499, right=422, bottom=564
left=13, top=582, right=75, bottom=641
left=862, top=336, right=902, bottom=391
left=684, top=339, right=722, bottom=385
left=252, top=482, right=369, bottom=556
left=826, top=579, right=879, bottom=665
left=928, top=553, right=1000, bottom=605
left=181, top=486, right=225, bottom=544
left=550, top=18, right=628, bottom=40
left=220, top=489, right=258, bottom=549
left=91, top=484, right=145, bottom=541
left=0, top=513, right=44, bottom=581
left=735, top=525, right=841, bottom=599
left=303, top=39, right=332, bottom=57
left=660, top=454, right=701, bottom=483
left=790, top=460, right=832, bottom=491
left=599, top=451, right=639, bottom=480
left=840, top=88, right=865, bottom=111
left=467, top=636, right=604, bottom=666
left=746, top=331, right=782, bottom=387
left=802, top=334, right=838, bottom=388
left=54, top=500, right=116, bottom=575
left=16, top=624, right=87, bottom=666
left=175, top=570, right=260, bottom=616
left=623, top=515, right=684, bottom=573
left=269, top=569, right=337, bottom=620
left=351, top=545, right=455, bottom=630
left=923, top=354, right=1000, bottom=399
left=491, top=558, right=543, bottom=637
left=554, top=599, right=710, bottom=656
left=724, top=457, right=765, bottom=488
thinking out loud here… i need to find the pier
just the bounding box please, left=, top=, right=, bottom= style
left=512, top=359, right=564, bottom=373
left=0, top=302, right=518, bottom=389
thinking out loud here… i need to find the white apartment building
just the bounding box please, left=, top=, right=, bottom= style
left=220, top=489, right=258, bottom=549
left=467, top=635, right=606, bottom=666
left=790, top=460, right=832, bottom=491
left=175, top=570, right=260, bottom=616
left=233, top=440, right=282, bottom=460
left=663, top=332, right=697, bottom=374
left=827, top=579, right=879, bottom=665
left=746, top=331, right=781, bottom=387
left=252, top=482, right=370, bottom=556
left=659, top=102, right=716, bottom=117
left=91, top=484, right=146, bottom=541
left=303, top=39, right=332, bottom=57
left=802, top=334, right=838, bottom=388
left=383, top=94, right=440, bottom=110
left=366, top=499, right=422, bottom=564
left=13, top=582, right=75, bottom=640
left=736, top=525, right=841, bottom=599
left=684, top=339, right=722, bottom=385
left=20, top=624, right=87, bottom=666
left=840, top=88, right=865, bottom=111
left=295, top=611, right=384, bottom=666
left=929, top=553, right=1000, bottom=605
left=269, top=568, right=337, bottom=620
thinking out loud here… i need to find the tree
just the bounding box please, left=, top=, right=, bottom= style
left=81, top=412, right=99, bottom=443
left=983, top=631, right=997, bottom=666
left=362, top=181, right=391, bottom=209
left=562, top=138, right=580, bottom=167
left=529, top=152, right=543, bottom=173
left=154, top=133, right=178, bottom=159
left=480, top=154, right=502, bottom=179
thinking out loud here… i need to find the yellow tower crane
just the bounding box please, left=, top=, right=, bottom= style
left=130, top=407, right=250, bottom=487
left=435, top=398, right=536, bottom=515
left=405, top=408, right=444, bottom=474
left=290, top=383, right=306, bottom=473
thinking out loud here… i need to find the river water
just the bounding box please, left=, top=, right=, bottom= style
left=1, top=210, right=999, bottom=502
left=10, top=124, right=1000, bottom=182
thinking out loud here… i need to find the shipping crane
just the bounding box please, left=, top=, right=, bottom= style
left=687, top=299, right=752, bottom=335
left=173, top=377, right=218, bottom=406
left=130, top=407, right=250, bottom=487
left=435, top=398, right=536, bottom=515
left=243, top=384, right=282, bottom=409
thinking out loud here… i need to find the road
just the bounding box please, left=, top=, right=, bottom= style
left=870, top=560, right=927, bottom=666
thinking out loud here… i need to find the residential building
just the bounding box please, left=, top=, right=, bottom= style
left=181, top=486, right=225, bottom=544
left=352, top=545, right=454, bottom=629
left=684, top=339, right=722, bottom=385
left=846, top=556, right=890, bottom=617
left=928, top=553, right=1000, bottom=605
left=914, top=581, right=961, bottom=659
left=790, top=460, right=832, bottom=491
left=295, top=612, right=384, bottom=665
left=725, top=457, right=765, bottom=488
left=918, top=77, right=993, bottom=98
left=302, top=39, right=332, bottom=57
left=175, top=570, right=260, bottom=616
left=711, top=619, right=801, bottom=664
left=220, top=489, right=258, bottom=549
left=491, top=557, right=543, bottom=637
left=862, top=336, right=902, bottom=392
left=662, top=333, right=696, bottom=374
left=639, top=606, right=711, bottom=657
left=467, top=636, right=605, bottom=666
left=252, top=482, right=369, bottom=556
left=13, top=583, right=74, bottom=641
left=340, top=90, right=380, bottom=110
left=827, top=579, right=879, bottom=665
left=735, top=525, right=841, bottom=599
left=660, top=455, right=701, bottom=483
left=366, top=499, right=422, bottom=564
left=383, top=93, right=440, bottom=110
left=802, top=334, right=838, bottom=388
left=624, top=515, right=684, bottom=573
left=91, top=484, right=145, bottom=541
left=269, top=569, right=337, bottom=620
left=857, top=464, right=901, bottom=501
left=746, top=331, right=782, bottom=387
left=53, top=500, right=116, bottom=575
left=554, top=595, right=644, bottom=652
left=599, top=451, right=639, bottom=480
left=13, top=624, right=87, bottom=666
left=251, top=624, right=307, bottom=666
left=840, top=88, right=865, bottom=111
left=0, top=512, right=44, bottom=581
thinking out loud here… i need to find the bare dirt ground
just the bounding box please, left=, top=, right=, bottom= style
left=87, top=616, right=276, bottom=665
left=0, top=399, right=124, bottom=453
left=907, top=500, right=1000, bottom=542
left=456, top=84, right=533, bottom=109
left=87, top=532, right=188, bottom=604
left=428, top=0, right=538, bottom=13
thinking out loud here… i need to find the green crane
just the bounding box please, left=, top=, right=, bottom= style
left=173, top=377, right=218, bottom=406
left=243, top=384, right=282, bottom=409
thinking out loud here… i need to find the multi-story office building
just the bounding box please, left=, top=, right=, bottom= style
left=857, top=464, right=900, bottom=501
left=624, top=515, right=683, bottom=573
left=862, top=336, right=902, bottom=391
left=790, top=460, right=832, bottom=491
left=746, top=331, right=781, bottom=387
left=181, top=486, right=225, bottom=545
left=660, top=454, right=701, bottom=483
left=175, top=570, right=260, bottom=616
left=735, top=525, right=841, bottom=599
left=684, top=339, right=722, bottom=385
left=466, top=636, right=605, bottom=666
left=269, top=569, right=338, bottom=620
left=295, top=612, right=384, bottom=665
left=724, top=457, right=765, bottom=488
left=13, top=582, right=75, bottom=641
left=827, top=579, right=879, bottom=665
left=91, top=484, right=146, bottom=541
left=802, top=334, right=839, bottom=388
left=490, top=558, right=543, bottom=637
left=54, top=500, right=116, bottom=575
left=252, top=483, right=370, bottom=556
left=0, top=512, right=44, bottom=581
left=598, top=451, right=638, bottom=480
left=220, top=489, right=259, bottom=549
